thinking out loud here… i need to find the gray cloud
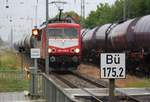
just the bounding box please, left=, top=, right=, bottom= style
left=0, top=0, right=116, bottom=42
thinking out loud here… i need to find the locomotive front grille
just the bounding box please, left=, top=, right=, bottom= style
left=49, top=56, right=79, bottom=63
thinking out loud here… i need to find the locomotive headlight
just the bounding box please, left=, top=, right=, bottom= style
left=52, top=48, right=56, bottom=53
left=48, top=48, right=52, bottom=53
left=75, top=48, right=80, bottom=53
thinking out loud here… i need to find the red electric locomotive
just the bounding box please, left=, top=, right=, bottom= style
left=33, top=19, right=81, bottom=71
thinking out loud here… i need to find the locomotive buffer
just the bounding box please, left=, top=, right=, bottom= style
left=100, top=53, right=126, bottom=101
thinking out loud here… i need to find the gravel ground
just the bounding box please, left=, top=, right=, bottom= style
left=57, top=74, right=98, bottom=88
left=77, top=64, right=100, bottom=79
left=77, top=64, right=150, bottom=88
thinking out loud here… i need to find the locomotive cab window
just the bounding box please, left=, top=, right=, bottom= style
left=48, top=28, right=78, bottom=39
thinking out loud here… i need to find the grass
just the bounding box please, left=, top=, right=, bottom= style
left=126, top=78, right=150, bottom=88
left=0, top=50, right=29, bottom=92
left=116, top=75, right=150, bottom=88
left=0, top=70, right=29, bottom=92
left=0, top=50, right=19, bottom=70
left=0, top=79, right=29, bottom=92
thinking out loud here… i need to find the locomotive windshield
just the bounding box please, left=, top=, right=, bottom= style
left=48, top=28, right=78, bottom=38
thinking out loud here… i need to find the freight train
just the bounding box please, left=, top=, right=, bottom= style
left=81, top=15, right=150, bottom=74
left=14, top=17, right=81, bottom=71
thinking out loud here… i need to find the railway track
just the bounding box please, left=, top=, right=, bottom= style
left=69, top=71, right=106, bottom=88
left=24, top=56, right=150, bottom=102
left=29, top=57, right=150, bottom=102
left=115, top=91, right=148, bottom=102
left=51, top=71, right=106, bottom=88
left=128, top=96, right=147, bottom=102
left=51, top=71, right=104, bottom=102
left=49, top=71, right=150, bottom=102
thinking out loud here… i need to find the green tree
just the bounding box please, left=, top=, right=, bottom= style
left=128, top=0, right=150, bottom=18
left=111, top=0, right=124, bottom=21
left=83, top=0, right=150, bottom=28
left=83, top=3, right=112, bottom=28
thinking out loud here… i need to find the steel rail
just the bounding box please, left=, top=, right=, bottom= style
left=127, top=96, right=142, bottom=102
left=70, top=71, right=106, bottom=88
left=81, top=88, right=103, bottom=102
left=59, top=71, right=143, bottom=102
left=115, top=90, right=142, bottom=102
left=52, top=72, right=103, bottom=102
left=52, top=73, right=78, bottom=88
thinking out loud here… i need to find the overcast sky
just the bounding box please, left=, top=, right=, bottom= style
left=0, top=0, right=116, bottom=42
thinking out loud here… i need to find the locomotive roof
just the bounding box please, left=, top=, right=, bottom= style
left=39, top=23, right=80, bottom=29
left=47, top=23, right=80, bottom=27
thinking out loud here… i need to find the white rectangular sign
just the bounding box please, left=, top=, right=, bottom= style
left=31, top=48, right=40, bottom=58
left=100, top=53, right=126, bottom=79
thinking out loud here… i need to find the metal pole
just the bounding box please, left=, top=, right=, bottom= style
left=46, top=0, right=49, bottom=74
left=29, top=66, right=37, bottom=97
left=0, top=54, right=1, bottom=67
left=29, top=0, right=39, bottom=97
left=34, top=58, right=38, bottom=95
left=127, top=0, right=130, bottom=18
left=43, top=1, right=49, bottom=101
left=35, top=0, right=38, bottom=28
left=81, top=0, right=83, bottom=17
left=109, top=79, right=115, bottom=102
left=123, top=0, right=127, bottom=20
left=10, top=19, right=13, bottom=51
left=20, top=52, right=23, bottom=79
left=83, top=0, right=85, bottom=19
left=33, top=25, right=38, bottom=96
left=105, top=25, right=116, bottom=102
left=10, top=27, right=13, bottom=50
left=81, top=0, right=85, bottom=20
left=46, top=0, right=49, bottom=22
left=29, top=35, right=38, bottom=97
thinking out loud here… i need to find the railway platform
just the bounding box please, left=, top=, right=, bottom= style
left=65, top=88, right=150, bottom=97
left=40, top=73, right=150, bottom=102
left=0, top=91, right=45, bottom=102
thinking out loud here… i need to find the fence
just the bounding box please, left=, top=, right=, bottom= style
left=28, top=71, right=75, bottom=102
left=40, top=73, right=75, bottom=102
left=0, top=68, right=78, bottom=101
left=0, top=70, right=29, bottom=92
left=0, top=70, right=22, bottom=80
left=0, top=69, right=44, bottom=97
left=29, top=71, right=43, bottom=97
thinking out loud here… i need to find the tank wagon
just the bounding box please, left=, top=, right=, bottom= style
left=82, top=15, right=150, bottom=73
left=14, top=34, right=33, bottom=53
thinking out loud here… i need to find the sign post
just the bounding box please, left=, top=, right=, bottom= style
left=45, top=0, right=49, bottom=74
left=100, top=53, right=126, bottom=102
left=31, top=48, right=40, bottom=59
left=30, top=48, right=40, bottom=97
left=20, top=52, right=23, bottom=79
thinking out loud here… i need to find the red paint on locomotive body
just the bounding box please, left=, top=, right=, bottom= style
left=48, top=39, right=80, bottom=54
left=38, top=23, right=81, bottom=69
left=49, top=23, right=80, bottom=53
